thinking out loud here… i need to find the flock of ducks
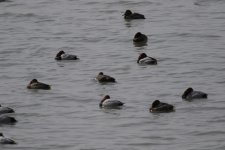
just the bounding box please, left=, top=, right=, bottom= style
left=0, top=9, right=208, bottom=145
left=0, top=104, right=17, bottom=144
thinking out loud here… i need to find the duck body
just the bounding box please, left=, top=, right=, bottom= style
left=150, top=100, right=174, bottom=113
left=124, top=10, right=145, bottom=19
left=182, top=87, right=207, bottom=100
left=133, top=32, right=148, bottom=43
left=55, top=50, right=78, bottom=60
left=137, top=53, right=157, bottom=65
left=0, top=133, right=16, bottom=144
left=27, top=79, right=51, bottom=90
left=138, top=57, right=157, bottom=65
left=96, top=72, right=116, bottom=83
left=99, top=95, right=124, bottom=108
left=0, top=115, right=17, bottom=125
left=0, top=105, right=14, bottom=115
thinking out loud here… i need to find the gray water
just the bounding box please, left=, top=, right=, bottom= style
left=0, top=0, right=225, bottom=149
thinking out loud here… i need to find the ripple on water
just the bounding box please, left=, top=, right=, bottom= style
left=1, top=0, right=225, bottom=149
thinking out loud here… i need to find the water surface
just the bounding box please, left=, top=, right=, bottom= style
left=0, top=0, right=225, bottom=149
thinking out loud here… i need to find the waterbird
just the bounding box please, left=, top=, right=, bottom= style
left=123, top=10, right=145, bottom=19
left=0, top=105, right=14, bottom=115
left=55, top=50, right=79, bottom=60
left=95, top=72, right=116, bottom=83
left=0, top=115, right=17, bottom=125
left=27, top=79, right=51, bottom=90
left=99, top=95, right=124, bottom=108
left=133, top=32, right=148, bottom=43
left=150, top=100, right=174, bottom=113
left=0, top=133, right=16, bottom=144
left=137, top=53, right=157, bottom=65
left=182, top=87, right=207, bottom=100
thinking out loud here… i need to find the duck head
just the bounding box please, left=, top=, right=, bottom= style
left=0, top=133, right=3, bottom=137
left=9, top=117, right=17, bottom=123
left=182, top=87, right=193, bottom=99
left=152, top=100, right=161, bottom=108
left=30, top=79, right=38, bottom=84
left=134, top=32, right=143, bottom=39
left=123, top=10, right=132, bottom=16
left=98, top=72, right=104, bottom=76
left=137, top=53, right=147, bottom=63
left=55, top=50, right=65, bottom=60
left=99, top=95, right=110, bottom=107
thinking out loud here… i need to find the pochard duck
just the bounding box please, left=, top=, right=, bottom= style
left=182, top=87, right=207, bottom=100
left=0, top=115, right=17, bottom=125
left=150, top=100, right=174, bottom=113
left=0, top=105, right=14, bottom=115
left=137, top=53, right=157, bottom=65
left=95, top=72, right=116, bottom=83
left=0, top=133, right=16, bottom=144
left=27, top=79, right=51, bottom=90
left=99, top=95, right=124, bottom=108
left=55, top=50, right=79, bottom=60
left=123, top=10, right=145, bottom=19
left=133, top=32, right=148, bottom=43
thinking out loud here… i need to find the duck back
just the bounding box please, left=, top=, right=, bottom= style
left=0, top=116, right=17, bottom=125
left=0, top=107, right=14, bottom=115
left=28, top=82, right=51, bottom=90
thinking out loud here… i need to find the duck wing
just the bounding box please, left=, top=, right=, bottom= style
left=0, top=116, right=17, bottom=125
left=61, top=54, right=78, bottom=60
left=103, top=100, right=124, bottom=107
left=151, top=103, right=174, bottom=113
left=0, top=137, right=16, bottom=144
left=98, top=75, right=115, bottom=82
left=139, top=57, right=157, bottom=65
left=191, top=91, right=207, bottom=99
left=32, top=82, right=51, bottom=90
left=132, top=13, right=145, bottom=19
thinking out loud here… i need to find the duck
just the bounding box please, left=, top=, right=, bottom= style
left=0, top=133, right=16, bottom=144
left=0, top=105, right=14, bottom=115
left=27, top=79, right=51, bottom=90
left=123, top=10, right=145, bottom=19
left=182, top=87, right=207, bottom=100
left=137, top=53, right=157, bottom=65
left=55, top=50, right=79, bottom=60
left=99, top=95, right=124, bottom=108
left=0, top=115, right=17, bottom=125
left=150, top=100, right=174, bottom=113
left=133, top=32, right=148, bottom=43
left=95, top=72, right=116, bottom=83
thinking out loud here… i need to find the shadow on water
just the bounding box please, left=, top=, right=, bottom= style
left=0, top=0, right=11, bottom=3
left=133, top=42, right=148, bottom=47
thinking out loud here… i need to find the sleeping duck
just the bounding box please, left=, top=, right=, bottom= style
left=55, top=50, right=79, bottom=60
left=27, top=79, right=51, bottom=90
left=95, top=72, right=116, bottom=83
left=0, top=105, right=14, bottom=115
left=137, top=53, right=157, bottom=65
left=133, top=32, right=148, bottom=43
left=0, top=115, right=17, bottom=125
left=0, top=133, right=16, bottom=144
left=99, top=95, right=124, bottom=108
left=182, top=87, right=207, bottom=100
left=123, top=10, right=145, bottom=19
left=150, top=100, right=174, bottom=113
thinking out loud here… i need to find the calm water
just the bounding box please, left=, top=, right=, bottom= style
left=0, top=0, right=225, bottom=149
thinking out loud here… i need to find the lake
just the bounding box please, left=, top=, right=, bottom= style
left=0, top=0, right=225, bottom=149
